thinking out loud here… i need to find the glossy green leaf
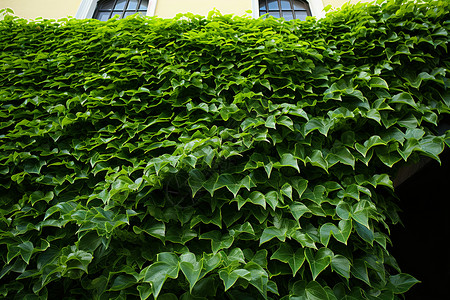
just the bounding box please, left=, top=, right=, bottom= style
left=218, top=268, right=251, bottom=291
left=331, top=255, right=351, bottom=279
left=289, top=202, right=311, bottom=223
left=259, top=227, right=288, bottom=245
left=137, top=283, right=153, bottom=300
left=305, top=248, right=333, bottom=280
left=17, top=241, right=34, bottom=264
left=276, top=153, right=300, bottom=172
left=390, top=92, right=417, bottom=108
left=306, top=150, right=329, bottom=172
left=245, top=262, right=269, bottom=298
left=270, top=244, right=305, bottom=277
left=188, top=169, right=206, bottom=197
left=143, top=253, right=180, bottom=298
left=291, top=280, right=329, bottom=300
left=351, top=259, right=370, bottom=285
left=369, top=77, right=389, bottom=89
left=319, top=220, right=352, bottom=247
left=180, top=252, right=203, bottom=292
left=109, top=275, right=137, bottom=291
left=387, top=273, right=420, bottom=294
left=291, top=178, right=308, bottom=198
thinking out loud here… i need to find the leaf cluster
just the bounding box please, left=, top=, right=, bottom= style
left=0, top=0, right=449, bottom=298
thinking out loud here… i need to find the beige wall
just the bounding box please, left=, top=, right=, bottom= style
left=0, top=0, right=81, bottom=19
left=0, top=0, right=252, bottom=20
left=155, top=0, right=253, bottom=19
left=322, top=0, right=369, bottom=10
left=155, top=0, right=372, bottom=19
left=0, top=0, right=373, bottom=20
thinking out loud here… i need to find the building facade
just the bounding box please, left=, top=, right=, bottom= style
left=1, top=0, right=367, bottom=20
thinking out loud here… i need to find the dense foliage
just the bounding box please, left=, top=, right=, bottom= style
left=0, top=0, right=449, bottom=298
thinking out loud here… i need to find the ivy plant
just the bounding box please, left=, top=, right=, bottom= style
left=0, top=0, right=449, bottom=299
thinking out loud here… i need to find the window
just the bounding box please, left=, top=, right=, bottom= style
left=76, top=0, right=156, bottom=20
left=92, top=0, right=149, bottom=20
left=259, top=0, right=311, bottom=21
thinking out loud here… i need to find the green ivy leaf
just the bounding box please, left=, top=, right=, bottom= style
left=188, top=169, right=206, bottom=197
left=137, top=283, right=153, bottom=300
left=355, top=136, right=387, bottom=157
left=259, top=226, right=288, bottom=245
left=354, top=222, right=374, bottom=245
left=271, top=244, right=305, bottom=277
left=305, top=248, right=333, bottom=280
left=200, top=231, right=234, bottom=253
left=331, top=255, right=351, bottom=279
left=352, top=259, right=370, bottom=286
left=336, top=201, right=351, bottom=220
left=180, top=252, right=203, bottom=292
left=133, top=222, right=166, bottom=242
left=319, top=221, right=351, bottom=247
left=369, top=77, right=389, bottom=89
left=245, top=262, right=269, bottom=298
left=390, top=92, right=417, bottom=108
left=218, top=268, right=251, bottom=291
left=109, top=274, right=137, bottom=291
left=17, top=241, right=34, bottom=264
left=289, top=202, right=311, bottom=224
left=291, top=178, right=308, bottom=198
left=265, top=191, right=279, bottom=210
left=375, top=146, right=402, bottom=167
left=306, top=150, right=328, bottom=172
left=330, top=147, right=355, bottom=169
left=142, top=253, right=180, bottom=299
left=275, top=153, right=300, bottom=172
left=387, top=273, right=420, bottom=294
left=291, top=280, right=330, bottom=300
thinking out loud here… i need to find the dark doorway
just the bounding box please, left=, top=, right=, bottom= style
left=390, top=150, right=450, bottom=298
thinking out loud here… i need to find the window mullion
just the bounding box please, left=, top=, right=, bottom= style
left=136, top=0, right=142, bottom=13
left=109, top=0, right=119, bottom=19
left=122, top=0, right=129, bottom=18
left=290, top=0, right=295, bottom=19
left=278, top=0, right=282, bottom=18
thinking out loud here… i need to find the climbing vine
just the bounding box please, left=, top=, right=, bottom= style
left=0, top=0, right=449, bottom=298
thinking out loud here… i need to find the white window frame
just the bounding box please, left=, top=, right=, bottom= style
left=251, top=0, right=325, bottom=19
left=75, top=0, right=157, bottom=19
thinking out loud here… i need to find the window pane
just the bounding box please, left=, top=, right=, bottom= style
left=99, top=0, right=114, bottom=10
left=96, top=11, right=111, bottom=21
left=112, top=11, right=123, bottom=18
left=269, top=11, right=280, bottom=18
left=280, top=0, right=291, bottom=10
left=293, top=1, right=307, bottom=10
left=282, top=11, right=294, bottom=20
left=124, top=11, right=135, bottom=18
left=114, top=0, right=127, bottom=10
left=267, top=0, right=279, bottom=10
left=127, top=0, right=139, bottom=10
left=294, top=10, right=308, bottom=20
left=139, top=0, right=149, bottom=10
left=259, top=0, right=266, bottom=11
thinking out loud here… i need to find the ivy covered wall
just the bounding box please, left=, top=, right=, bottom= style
left=0, top=0, right=449, bottom=299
